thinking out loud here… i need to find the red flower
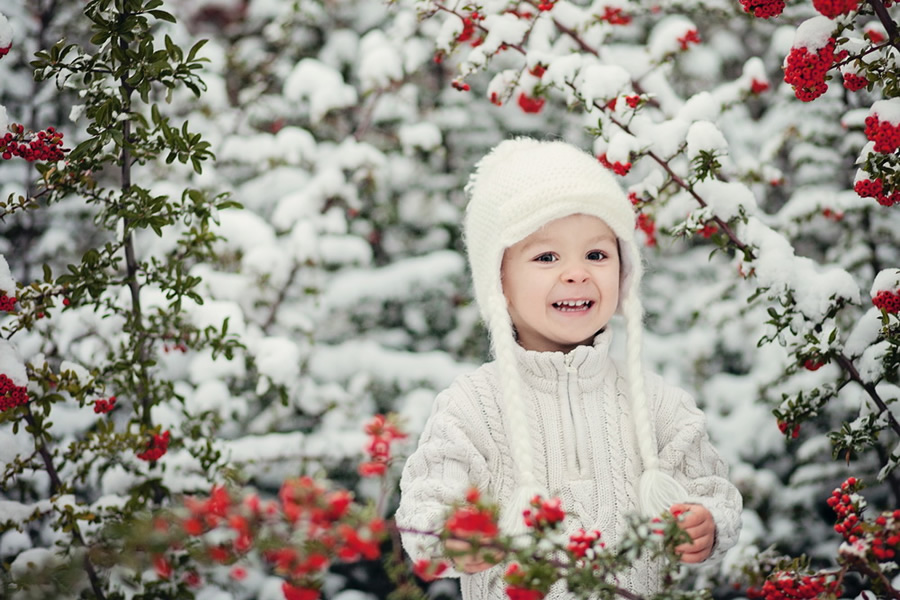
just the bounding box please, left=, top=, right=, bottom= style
left=183, top=517, right=204, bottom=536
left=750, top=79, right=769, bottom=94
left=567, top=528, right=603, bottom=557
left=523, top=496, right=566, bottom=529
left=413, top=558, right=449, bottom=581
left=445, top=505, right=499, bottom=539
left=677, top=29, right=700, bottom=50
left=597, top=153, right=631, bottom=176
left=517, top=92, right=545, bottom=114
left=282, top=582, right=320, bottom=600
left=636, top=213, right=657, bottom=247
left=358, top=460, right=387, bottom=477
left=153, top=555, right=172, bottom=580
left=598, top=6, right=631, bottom=24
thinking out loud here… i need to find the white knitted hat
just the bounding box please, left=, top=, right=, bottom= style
left=463, top=137, right=687, bottom=536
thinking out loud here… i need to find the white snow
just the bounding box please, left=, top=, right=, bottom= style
left=0, top=254, right=14, bottom=293
left=791, top=17, right=836, bottom=52
left=576, top=64, right=632, bottom=107
left=648, top=16, right=698, bottom=61
left=322, top=251, right=464, bottom=310
left=870, top=99, right=900, bottom=124
left=871, top=269, right=900, bottom=295
left=0, top=12, right=11, bottom=50
left=694, top=180, right=757, bottom=221
left=685, top=120, right=728, bottom=160
left=284, top=59, right=358, bottom=122
left=0, top=339, right=26, bottom=386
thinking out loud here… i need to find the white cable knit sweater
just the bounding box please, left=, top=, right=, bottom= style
left=396, top=331, right=742, bottom=599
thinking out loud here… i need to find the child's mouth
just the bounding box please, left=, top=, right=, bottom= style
left=552, top=300, right=594, bottom=312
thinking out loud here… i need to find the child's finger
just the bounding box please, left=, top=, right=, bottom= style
left=678, top=548, right=712, bottom=564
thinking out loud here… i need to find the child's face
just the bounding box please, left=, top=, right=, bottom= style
left=501, top=214, right=620, bottom=353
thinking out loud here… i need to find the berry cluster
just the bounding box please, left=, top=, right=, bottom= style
left=567, top=528, right=604, bottom=558
left=870, top=511, right=900, bottom=561
left=803, top=357, right=825, bottom=371
left=677, top=29, right=701, bottom=50
left=812, top=0, right=860, bottom=18
left=452, top=80, right=470, bottom=92
left=0, top=291, right=16, bottom=312
left=822, top=207, right=844, bottom=221
left=873, top=289, right=900, bottom=313
left=866, top=27, right=886, bottom=44
left=456, top=11, right=483, bottom=44
left=93, top=396, right=117, bottom=414
left=1, top=125, right=66, bottom=162
left=827, top=477, right=864, bottom=542
left=636, top=213, right=657, bottom=247
left=855, top=178, right=899, bottom=207
left=777, top=420, right=800, bottom=438
left=137, top=430, right=171, bottom=462
left=598, top=6, right=631, bottom=24
left=864, top=114, right=900, bottom=154
left=783, top=39, right=843, bottom=102
left=842, top=72, right=867, bottom=91
left=522, top=496, right=566, bottom=530
left=412, top=558, right=449, bottom=582
left=0, top=44, right=9, bottom=58
left=358, top=413, right=407, bottom=477
left=0, top=374, right=29, bottom=413
left=517, top=92, right=545, bottom=114
left=537, top=0, right=555, bottom=11
left=598, top=153, right=631, bottom=176
left=747, top=571, right=841, bottom=600
left=504, top=563, right=546, bottom=600
left=739, top=0, right=785, bottom=18
left=699, top=222, right=719, bottom=238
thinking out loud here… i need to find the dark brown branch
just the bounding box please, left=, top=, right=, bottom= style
left=23, top=405, right=63, bottom=495
left=867, top=0, right=900, bottom=49
left=834, top=352, right=900, bottom=440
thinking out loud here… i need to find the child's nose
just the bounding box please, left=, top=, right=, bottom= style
left=561, top=264, right=589, bottom=283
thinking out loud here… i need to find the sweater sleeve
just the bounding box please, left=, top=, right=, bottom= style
left=647, top=374, right=743, bottom=562
left=395, top=379, right=495, bottom=576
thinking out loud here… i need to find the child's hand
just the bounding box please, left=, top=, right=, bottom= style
left=444, top=538, right=504, bottom=574
left=669, top=503, right=716, bottom=563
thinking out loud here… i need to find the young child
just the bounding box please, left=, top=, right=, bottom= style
left=395, top=137, right=742, bottom=598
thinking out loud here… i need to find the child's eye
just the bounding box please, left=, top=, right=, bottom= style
left=587, top=250, right=607, bottom=261
left=534, top=253, right=557, bottom=263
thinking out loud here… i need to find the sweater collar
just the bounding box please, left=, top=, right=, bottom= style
left=512, top=329, right=613, bottom=386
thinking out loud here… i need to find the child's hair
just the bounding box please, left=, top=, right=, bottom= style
left=463, top=137, right=688, bottom=535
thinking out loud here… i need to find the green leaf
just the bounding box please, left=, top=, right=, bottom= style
left=149, top=9, right=176, bottom=23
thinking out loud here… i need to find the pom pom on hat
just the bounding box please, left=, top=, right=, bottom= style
left=463, top=137, right=688, bottom=528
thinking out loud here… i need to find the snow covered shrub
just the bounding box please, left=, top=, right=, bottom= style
left=0, top=0, right=240, bottom=597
